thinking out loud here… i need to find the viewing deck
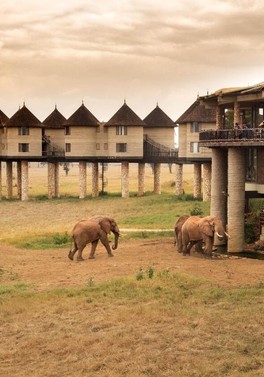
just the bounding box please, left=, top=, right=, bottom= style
left=199, top=128, right=264, bottom=147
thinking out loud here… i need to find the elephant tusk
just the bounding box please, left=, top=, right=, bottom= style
left=216, top=231, right=224, bottom=239
left=224, top=231, right=231, bottom=239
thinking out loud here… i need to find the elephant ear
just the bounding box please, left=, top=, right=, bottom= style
left=199, top=218, right=214, bottom=237
left=99, top=218, right=111, bottom=234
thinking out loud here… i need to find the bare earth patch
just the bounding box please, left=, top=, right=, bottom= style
left=1, top=238, right=264, bottom=290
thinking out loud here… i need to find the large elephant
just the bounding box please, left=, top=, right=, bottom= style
left=181, top=215, right=229, bottom=256
left=68, top=216, right=120, bottom=261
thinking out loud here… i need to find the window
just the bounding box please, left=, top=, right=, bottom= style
left=18, top=127, right=29, bottom=135
left=96, top=143, right=100, bottom=150
left=65, top=126, right=71, bottom=135
left=190, top=142, right=199, bottom=153
left=18, top=143, right=29, bottom=152
left=116, top=143, right=127, bottom=152
left=191, top=122, right=200, bottom=133
left=65, top=143, right=71, bottom=152
left=104, top=143, right=108, bottom=150
left=116, top=126, right=127, bottom=135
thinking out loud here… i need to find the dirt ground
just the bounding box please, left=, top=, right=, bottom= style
left=1, top=238, right=264, bottom=290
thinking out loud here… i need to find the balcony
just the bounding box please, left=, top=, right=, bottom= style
left=143, top=135, right=178, bottom=162
left=199, top=128, right=264, bottom=147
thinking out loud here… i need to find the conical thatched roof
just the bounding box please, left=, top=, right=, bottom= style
left=43, top=107, right=66, bottom=129
left=105, top=101, right=146, bottom=127
left=144, top=105, right=174, bottom=128
left=6, top=104, right=43, bottom=128
left=0, top=109, right=9, bottom=127
left=64, top=103, right=99, bottom=127
left=175, top=100, right=215, bottom=124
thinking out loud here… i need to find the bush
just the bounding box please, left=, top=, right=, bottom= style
left=190, top=204, right=203, bottom=216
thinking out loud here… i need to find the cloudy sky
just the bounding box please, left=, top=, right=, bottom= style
left=1, top=0, right=264, bottom=122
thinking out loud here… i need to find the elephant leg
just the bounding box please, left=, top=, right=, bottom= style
left=100, top=234, right=114, bottom=257
left=76, top=244, right=86, bottom=261
left=185, top=241, right=195, bottom=255
left=68, top=241, right=78, bottom=260
left=89, top=239, right=99, bottom=259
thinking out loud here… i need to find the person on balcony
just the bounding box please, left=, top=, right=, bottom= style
left=234, top=122, right=242, bottom=139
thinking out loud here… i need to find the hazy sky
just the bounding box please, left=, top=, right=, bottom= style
left=1, top=0, right=264, bottom=122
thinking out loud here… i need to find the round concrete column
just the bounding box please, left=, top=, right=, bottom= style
left=79, top=161, right=87, bottom=199
left=48, top=162, right=55, bottom=199
left=121, top=162, right=129, bottom=198
left=138, top=163, right=145, bottom=196
left=203, top=162, right=211, bottom=202
left=92, top=162, right=99, bottom=197
left=227, top=148, right=246, bottom=252
left=54, top=162, right=60, bottom=198
left=17, top=161, right=22, bottom=199
left=210, top=149, right=228, bottom=223
left=193, top=163, right=202, bottom=199
left=175, top=164, right=183, bottom=195
left=153, top=163, right=161, bottom=194
left=216, top=106, right=223, bottom=129
left=21, top=161, right=29, bottom=201
left=6, top=161, right=13, bottom=199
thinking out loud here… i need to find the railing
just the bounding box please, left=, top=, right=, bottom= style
left=143, top=135, right=178, bottom=161
left=200, top=128, right=264, bottom=142
left=42, top=136, right=65, bottom=157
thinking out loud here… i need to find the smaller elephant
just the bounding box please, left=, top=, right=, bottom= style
left=174, top=215, right=190, bottom=253
left=181, top=215, right=229, bottom=257
left=68, top=216, right=120, bottom=261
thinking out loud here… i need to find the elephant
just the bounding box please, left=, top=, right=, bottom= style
left=174, top=214, right=203, bottom=254
left=174, top=215, right=190, bottom=253
left=68, top=216, right=120, bottom=261
left=181, top=215, right=229, bottom=256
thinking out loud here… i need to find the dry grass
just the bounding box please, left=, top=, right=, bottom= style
left=1, top=275, right=264, bottom=377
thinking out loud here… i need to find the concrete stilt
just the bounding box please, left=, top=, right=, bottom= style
left=17, top=161, right=22, bottom=199
left=227, top=148, right=246, bottom=252
left=175, top=164, right=183, bottom=195
left=48, top=162, right=55, bottom=199
left=92, top=162, right=99, bottom=197
left=153, top=163, right=161, bottom=194
left=79, top=161, right=87, bottom=199
left=203, top=163, right=211, bottom=202
left=193, top=163, right=201, bottom=199
left=6, top=161, right=13, bottom=199
left=138, top=163, right=145, bottom=196
left=21, top=161, right=29, bottom=201
left=121, top=161, right=129, bottom=198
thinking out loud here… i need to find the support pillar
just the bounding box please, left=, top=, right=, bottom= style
left=54, top=162, right=60, bottom=198
left=175, top=164, right=183, bottom=195
left=121, top=161, right=129, bottom=198
left=21, top=161, right=28, bottom=201
left=17, top=161, right=22, bottom=199
left=210, top=149, right=228, bottom=223
left=234, top=101, right=240, bottom=126
left=92, top=162, right=99, bottom=197
left=79, top=161, right=87, bottom=199
left=153, top=163, right=161, bottom=194
left=138, top=163, right=145, bottom=197
left=6, top=161, right=13, bottom=199
left=216, top=106, right=223, bottom=129
left=227, top=148, right=246, bottom=252
left=48, top=162, right=55, bottom=199
left=193, top=163, right=202, bottom=199
left=203, top=163, right=211, bottom=202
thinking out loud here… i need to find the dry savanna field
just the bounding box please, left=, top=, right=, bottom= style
left=1, top=163, right=264, bottom=377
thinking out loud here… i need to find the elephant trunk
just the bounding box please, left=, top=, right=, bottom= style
left=112, top=232, right=119, bottom=250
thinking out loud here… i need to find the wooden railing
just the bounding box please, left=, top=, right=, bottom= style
left=143, top=135, right=178, bottom=162
left=200, top=128, right=264, bottom=142
left=42, top=136, right=65, bottom=157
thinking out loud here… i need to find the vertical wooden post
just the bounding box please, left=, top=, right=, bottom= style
left=17, top=161, right=22, bottom=199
